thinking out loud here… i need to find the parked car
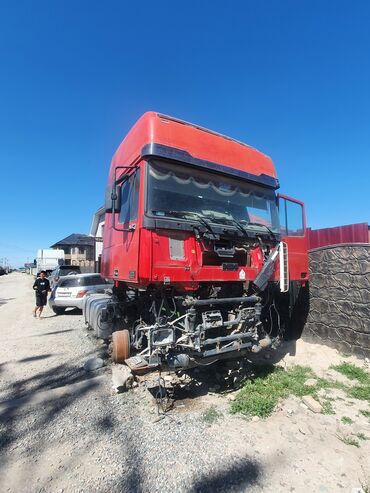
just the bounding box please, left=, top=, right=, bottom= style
left=49, top=273, right=111, bottom=314
left=49, top=265, right=81, bottom=288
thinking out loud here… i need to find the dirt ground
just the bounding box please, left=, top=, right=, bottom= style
left=0, top=272, right=369, bottom=492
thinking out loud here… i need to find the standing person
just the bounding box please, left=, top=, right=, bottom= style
left=33, top=271, right=51, bottom=318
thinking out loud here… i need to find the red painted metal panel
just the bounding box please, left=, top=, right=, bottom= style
left=110, top=112, right=277, bottom=181
left=307, top=223, right=369, bottom=250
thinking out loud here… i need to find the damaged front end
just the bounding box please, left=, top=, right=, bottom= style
left=122, top=243, right=289, bottom=370
left=85, top=241, right=291, bottom=371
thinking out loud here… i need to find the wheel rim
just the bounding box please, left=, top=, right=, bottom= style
left=112, top=329, right=130, bottom=363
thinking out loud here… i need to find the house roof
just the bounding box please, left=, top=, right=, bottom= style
left=50, top=234, right=95, bottom=248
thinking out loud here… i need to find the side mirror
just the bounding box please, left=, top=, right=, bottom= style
left=105, top=184, right=121, bottom=213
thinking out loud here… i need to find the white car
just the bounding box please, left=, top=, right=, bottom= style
left=49, top=273, right=111, bottom=315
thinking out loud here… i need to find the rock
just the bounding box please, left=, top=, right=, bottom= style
left=299, top=426, right=310, bottom=435
left=252, top=416, right=260, bottom=422
left=302, top=395, right=323, bottom=413
left=304, top=378, right=317, bottom=387
left=83, top=357, right=104, bottom=371
left=163, top=375, right=176, bottom=386
left=111, top=365, right=134, bottom=392
left=227, top=394, right=236, bottom=401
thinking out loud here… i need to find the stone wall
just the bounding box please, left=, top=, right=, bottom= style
left=302, top=244, right=370, bottom=358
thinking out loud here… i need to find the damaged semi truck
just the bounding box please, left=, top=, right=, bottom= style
left=84, top=112, right=309, bottom=371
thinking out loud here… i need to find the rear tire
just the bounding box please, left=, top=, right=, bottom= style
left=52, top=306, right=66, bottom=315
left=112, top=329, right=130, bottom=363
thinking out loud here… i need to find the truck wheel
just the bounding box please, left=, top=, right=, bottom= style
left=52, top=307, right=66, bottom=315
left=112, top=330, right=130, bottom=363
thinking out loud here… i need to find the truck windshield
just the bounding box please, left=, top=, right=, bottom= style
left=147, top=160, right=280, bottom=232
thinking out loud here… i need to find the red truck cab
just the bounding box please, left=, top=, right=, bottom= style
left=95, top=112, right=308, bottom=368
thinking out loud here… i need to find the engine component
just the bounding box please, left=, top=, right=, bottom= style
left=201, top=311, right=223, bottom=329
left=253, top=247, right=279, bottom=292
left=167, top=352, right=191, bottom=368
left=151, top=326, right=175, bottom=347
left=183, top=295, right=260, bottom=308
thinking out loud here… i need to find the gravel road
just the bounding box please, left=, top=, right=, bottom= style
left=0, top=273, right=369, bottom=492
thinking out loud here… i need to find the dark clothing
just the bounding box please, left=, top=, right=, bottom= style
left=33, top=278, right=50, bottom=307
left=35, top=292, right=48, bottom=307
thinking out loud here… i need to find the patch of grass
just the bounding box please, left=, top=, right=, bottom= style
left=341, top=416, right=354, bottom=425
left=347, top=385, right=370, bottom=402
left=202, top=405, right=222, bottom=425
left=332, top=381, right=350, bottom=391
left=331, top=362, right=370, bottom=384
left=321, top=399, right=335, bottom=415
left=230, top=365, right=324, bottom=418
left=356, top=432, right=369, bottom=441
left=359, top=409, right=370, bottom=419
left=360, top=479, right=370, bottom=493
left=330, top=362, right=370, bottom=404
left=317, top=377, right=335, bottom=389
left=230, top=362, right=370, bottom=419
left=360, top=466, right=370, bottom=493
left=337, top=435, right=360, bottom=448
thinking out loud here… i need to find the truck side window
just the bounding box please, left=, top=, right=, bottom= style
left=118, top=170, right=140, bottom=224
left=279, top=198, right=304, bottom=236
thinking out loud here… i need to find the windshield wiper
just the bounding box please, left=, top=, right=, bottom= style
left=151, top=210, right=218, bottom=239
left=201, top=214, right=250, bottom=240
left=242, top=221, right=279, bottom=239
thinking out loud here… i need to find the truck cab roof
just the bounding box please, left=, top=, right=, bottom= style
left=110, top=112, right=278, bottom=188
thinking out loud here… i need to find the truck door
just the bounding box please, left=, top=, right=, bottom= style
left=278, top=194, right=309, bottom=282
left=114, top=169, right=141, bottom=282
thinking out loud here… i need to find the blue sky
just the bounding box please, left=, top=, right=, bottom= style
left=1, top=0, right=370, bottom=266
